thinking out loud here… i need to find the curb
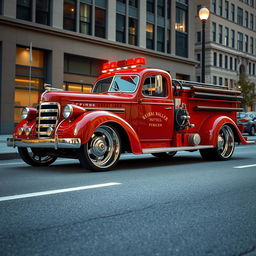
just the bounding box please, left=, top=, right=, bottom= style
left=0, top=153, right=20, bottom=160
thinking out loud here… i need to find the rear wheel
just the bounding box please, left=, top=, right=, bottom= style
left=18, top=147, right=57, bottom=166
left=78, top=125, right=121, bottom=171
left=152, top=151, right=177, bottom=159
left=200, top=125, right=235, bottom=161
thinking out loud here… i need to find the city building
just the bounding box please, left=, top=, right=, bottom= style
left=0, top=0, right=196, bottom=134
left=195, top=0, right=256, bottom=110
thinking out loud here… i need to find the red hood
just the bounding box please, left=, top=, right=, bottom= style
left=42, top=91, right=137, bottom=106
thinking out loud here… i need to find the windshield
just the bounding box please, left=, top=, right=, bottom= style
left=93, top=75, right=139, bottom=93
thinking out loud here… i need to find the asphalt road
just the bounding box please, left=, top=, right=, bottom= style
left=0, top=143, right=256, bottom=256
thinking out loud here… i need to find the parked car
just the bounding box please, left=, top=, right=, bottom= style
left=237, top=112, right=256, bottom=136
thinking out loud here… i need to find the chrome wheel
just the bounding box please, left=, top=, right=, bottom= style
left=217, top=125, right=235, bottom=159
left=200, top=125, right=235, bottom=161
left=79, top=125, right=121, bottom=171
left=18, top=147, right=57, bottom=166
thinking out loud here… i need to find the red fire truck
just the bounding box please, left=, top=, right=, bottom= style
left=7, top=58, right=254, bottom=171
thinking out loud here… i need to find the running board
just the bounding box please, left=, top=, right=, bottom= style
left=246, top=140, right=255, bottom=144
left=142, top=145, right=214, bottom=154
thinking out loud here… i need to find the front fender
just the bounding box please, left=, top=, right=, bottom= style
left=57, top=111, right=142, bottom=154
left=199, top=115, right=248, bottom=146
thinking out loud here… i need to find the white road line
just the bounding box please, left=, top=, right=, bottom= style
left=0, top=182, right=121, bottom=202
left=234, top=164, right=256, bottom=169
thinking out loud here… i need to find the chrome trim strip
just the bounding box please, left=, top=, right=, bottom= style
left=7, top=138, right=81, bottom=149
left=142, top=145, right=214, bottom=154
left=37, top=116, right=58, bottom=120
left=85, top=107, right=125, bottom=113
left=40, top=109, right=58, bottom=113
left=195, top=106, right=244, bottom=111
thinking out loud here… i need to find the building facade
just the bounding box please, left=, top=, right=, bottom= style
left=195, top=0, right=256, bottom=110
left=0, top=0, right=196, bottom=134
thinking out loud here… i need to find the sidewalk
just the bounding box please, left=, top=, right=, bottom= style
left=0, top=135, right=19, bottom=160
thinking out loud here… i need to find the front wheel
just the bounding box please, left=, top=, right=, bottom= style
left=78, top=125, right=121, bottom=171
left=18, top=147, right=57, bottom=166
left=200, top=125, right=235, bottom=161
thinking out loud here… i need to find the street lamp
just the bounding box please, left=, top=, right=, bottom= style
left=199, top=7, right=210, bottom=83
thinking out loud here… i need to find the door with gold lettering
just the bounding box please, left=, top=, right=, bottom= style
left=137, top=74, right=174, bottom=142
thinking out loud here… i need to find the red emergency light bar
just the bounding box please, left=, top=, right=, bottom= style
left=102, top=57, right=146, bottom=73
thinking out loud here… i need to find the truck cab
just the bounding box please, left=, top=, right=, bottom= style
left=7, top=57, right=253, bottom=171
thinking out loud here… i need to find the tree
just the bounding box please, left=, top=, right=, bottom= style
left=237, top=74, right=256, bottom=111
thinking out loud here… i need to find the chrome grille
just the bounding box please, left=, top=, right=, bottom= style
left=36, top=102, right=59, bottom=138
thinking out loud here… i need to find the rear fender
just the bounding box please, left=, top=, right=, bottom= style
left=199, top=116, right=248, bottom=146
left=65, top=111, right=142, bottom=154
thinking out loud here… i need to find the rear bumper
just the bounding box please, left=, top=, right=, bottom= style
left=7, top=137, right=81, bottom=149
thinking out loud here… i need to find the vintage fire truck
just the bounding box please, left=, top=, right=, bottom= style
left=7, top=57, right=253, bottom=171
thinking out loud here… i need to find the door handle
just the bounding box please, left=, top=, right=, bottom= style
left=165, top=107, right=172, bottom=110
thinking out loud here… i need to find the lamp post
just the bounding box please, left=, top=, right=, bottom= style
left=199, top=7, right=210, bottom=83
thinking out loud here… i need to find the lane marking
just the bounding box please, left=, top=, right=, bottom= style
left=234, top=164, right=256, bottom=169
left=0, top=182, right=121, bottom=202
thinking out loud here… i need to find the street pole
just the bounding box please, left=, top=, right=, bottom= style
left=201, top=20, right=206, bottom=83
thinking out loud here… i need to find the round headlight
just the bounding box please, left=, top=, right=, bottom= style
left=63, top=104, right=73, bottom=119
left=21, top=107, right=29, bottom=120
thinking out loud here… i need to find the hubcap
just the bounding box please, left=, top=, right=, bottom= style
left=87, top=126, right=120, bottom=168
left=217, top=126, right=235, bottom=159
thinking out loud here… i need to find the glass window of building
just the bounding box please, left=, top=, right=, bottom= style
left=214, top=52, right=217, bottom=66
left=157, top=0, right=165, bottom=17
left=219, top=54, right=223, bottom=67
left=231, top=29, right=235, bottom=48
left=238, top=32, right=243, bottom=51
left=225, top=78, right=228, bottom=87
left=63, top=0, right=76, bottom=31
left=95, top=7, right=106, bottom=38
left=129, top=0, right=138, bottom=8
left=197, top=31, right=201, bottom=42
left=245, top=11, right=249, bottom=27
left=237, top=7, right=243, bottom=26
left=147, top=0, right=155, bottom=13
left=17, top=0, right=32, bottom=21
left=212, top=22, right=216, bottom=42
left=80, top=2, right=92, bottom=35
left=146, top=23, right=154, bottom=49
left=167, top=29, right=171, bottom=54
left=219, top=25, right=223, bottom=44
left=129, top=18, right=138, bottom=46
left=235, top=58, right=237, bottom=71
left=197, top=53, right=200, bottom=62
left=225, top=55, right=228, bottom=69
left=15, top=47, right=46, bottom=123
left=250, top=14, right=254, bottom=29
left=250, top=37, right=254, bottom=54
left=230, top=56, right=233, bottom=70
left=218, top=0, right=223, bottom=16
left=116, top=14, right=126, bottom=43
left=157, top=26, right=165, bottom=52
left=225, top=27, right=229, bottom=46
left=231, top=4, right=235, bottom=22
left=213, top=76, right=217, bottom=85
left=175, top=1, right=188, bottom=58
left=225, top=1, right=229, bottom=19
left=219, top=77, right=223, bottom=85
left=212, top=0, right=216, bottom=13
left=36, top=0, right=51, bottom=25
left=253, top=63, right=255, bottom=75
left=245, top=35, right=249, bottom=52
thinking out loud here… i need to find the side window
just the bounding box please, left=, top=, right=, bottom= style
left=142, top=75, right=168, bottom=97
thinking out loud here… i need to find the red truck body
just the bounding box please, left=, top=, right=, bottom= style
left=7, top=58, right=253, bottom=171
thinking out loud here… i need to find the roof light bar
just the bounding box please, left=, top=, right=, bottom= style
left=102, top=57, right=146, bottom=73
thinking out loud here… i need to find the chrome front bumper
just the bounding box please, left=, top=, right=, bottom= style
left=7, top=137, right=81, bottom=149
